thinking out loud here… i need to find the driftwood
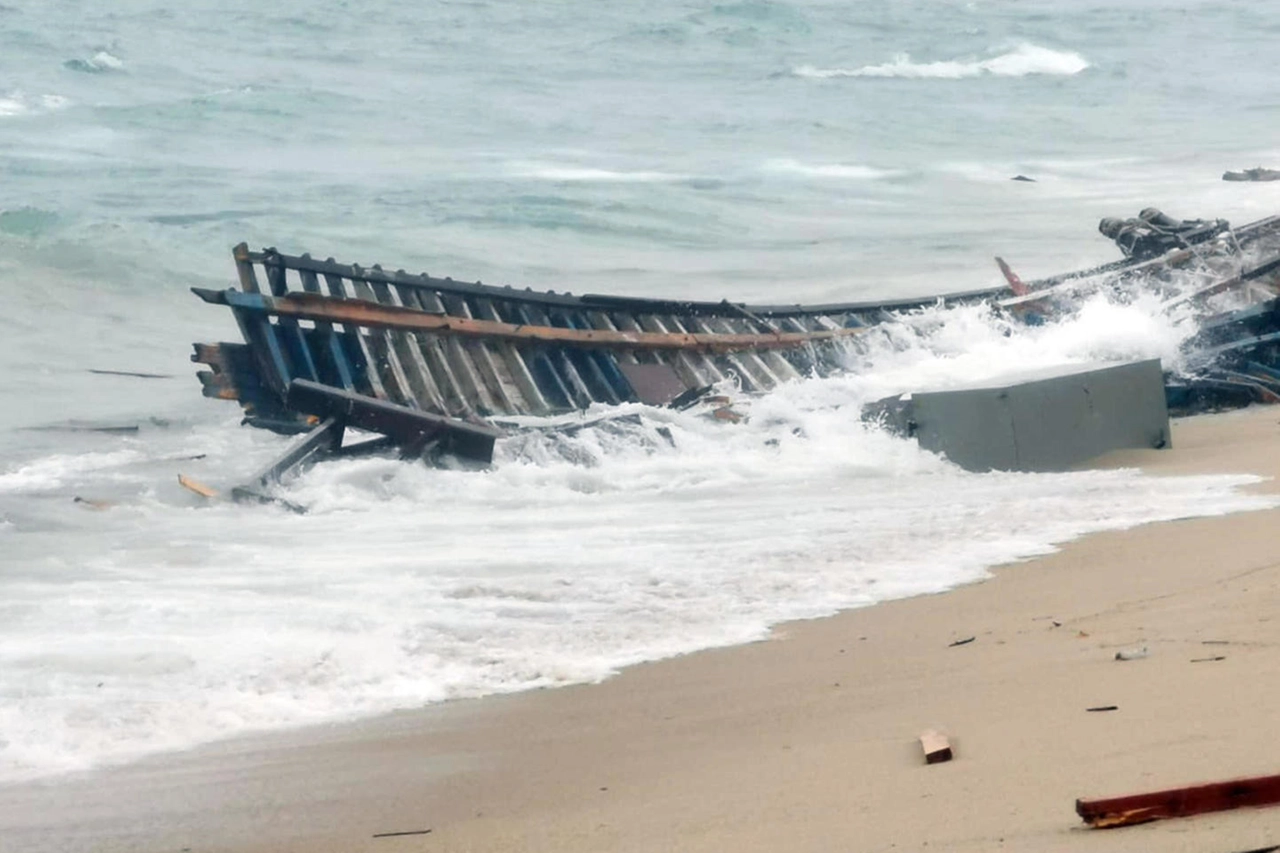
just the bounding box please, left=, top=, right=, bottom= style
left=87, top=368, right=175, bottom=379
left=372, top=829, right=432, bottom=838
left=1077, top=772, right=1280, bottom=828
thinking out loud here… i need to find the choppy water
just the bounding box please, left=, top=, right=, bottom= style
left=3, top=0, right=1280, bottom=783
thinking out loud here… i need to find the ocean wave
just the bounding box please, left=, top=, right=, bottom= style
left=795, top=43, right=1089, bottom=80
left=63, top=50, right=124, bottom=74
left=506, top=162, right=689, bottom=183
left=0, top=450, right=142, bottom=495
left=0, top=207, right=61, bottom=237
left=762, top=158, right=897, bottom=179
left=0, top=91, right=70, bottom=118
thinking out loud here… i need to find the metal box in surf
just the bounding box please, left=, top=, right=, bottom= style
left=864, top=359, right=1171, bottom=473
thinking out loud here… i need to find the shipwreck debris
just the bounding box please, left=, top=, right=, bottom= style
left=371, top=829, right=432, bottom=839
left=863, top=360, right=1170, bottom=473
left=179, top=380, right=500, bottom=511
left=87, top=368, right=175, bottom=379
left=185, top=212, right=1280, bottom=483
left=190, top=244, right=1018, bottom=435
left=1224, top=168, right=1280, bottom=182
left=177, top=474, right=218, bottom=499
left=1077, top=772, right=1280, bottom=828
left=919, top=730, right=953, bottom=764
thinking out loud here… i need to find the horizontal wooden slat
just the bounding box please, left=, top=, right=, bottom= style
left=193, top=289, right=872, bottom=355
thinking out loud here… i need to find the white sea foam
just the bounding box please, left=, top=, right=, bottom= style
left=90, top=51, right=124, bottom=71
left=0, top=287, right=1270, bottom=783
left=64, top=51, right=124, bottom=73
left=0, top=450, right=142, bottom=494
left=0, top=91, right=70, bottom=118
left=796, top=43, right=1089, bottom=80
left=0, top=96, right=26, bottom=118
left=762, top=158, right=897, bottom=179
left=506, top=161, right=688, bottom=182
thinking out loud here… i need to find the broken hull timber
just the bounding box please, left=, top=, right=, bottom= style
left=191, top=244, right=1014, bottom=431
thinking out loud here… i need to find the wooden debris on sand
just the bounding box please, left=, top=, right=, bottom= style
left=1077, top=772, right=1280, bottom=828
left=919, top=730, right=952, bottom=765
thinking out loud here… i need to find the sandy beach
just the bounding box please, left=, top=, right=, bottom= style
left=6, top=406, right=1280, bottom=853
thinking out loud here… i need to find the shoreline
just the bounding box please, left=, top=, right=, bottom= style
left=5, top=407, right=1280, bottom=852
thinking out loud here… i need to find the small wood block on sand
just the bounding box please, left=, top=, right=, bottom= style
left=919, top=730, right=952, bottom=764
left=1077, top=772, right=1280, bottom=828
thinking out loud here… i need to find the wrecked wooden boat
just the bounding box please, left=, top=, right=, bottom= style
left=191, top=244, right=1010, bottom=444
left=191, top=210, right=1280, bottom=483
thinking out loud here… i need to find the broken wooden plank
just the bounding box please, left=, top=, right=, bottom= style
left=919, top=730, right=952, bottom=764
left=177, top=474, right=218, bottom=499
left=285, top=379, right=500, bottom=463
left=87, top=369, right=175, bottom=379
left=1077, top=772, right=1280, bottom=828
left=372, top=829, right=432, bottom=839
left=191, top=288, right=870, bottom=355
left=239, top=416, right=344, bottom=491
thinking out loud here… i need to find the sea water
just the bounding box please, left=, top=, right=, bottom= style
left=3, top=0, right=1280, bottom=783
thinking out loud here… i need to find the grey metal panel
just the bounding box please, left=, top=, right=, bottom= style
left=911, top=388, right=1019, bottom=472
left=909, top=359, right=1170, bottom=472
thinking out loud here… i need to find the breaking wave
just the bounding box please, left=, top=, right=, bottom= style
left=506, top=161, right=689, bottom=183
left=761, top=158, right=898, bottom=179
left=63, top=51, right=124, bottom=73
left=0, top=92, right=70, bottom=118
left=795, top=43, right=1089, bottom=80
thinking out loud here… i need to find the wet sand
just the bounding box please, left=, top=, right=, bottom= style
left=5, top=407, right=1280, bottom=853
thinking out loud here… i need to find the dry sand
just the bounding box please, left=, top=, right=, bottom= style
left=6, top=407, right=1280, bottom=853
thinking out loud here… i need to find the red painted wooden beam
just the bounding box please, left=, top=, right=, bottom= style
left=1077, top=773, right=1280, bottom=828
